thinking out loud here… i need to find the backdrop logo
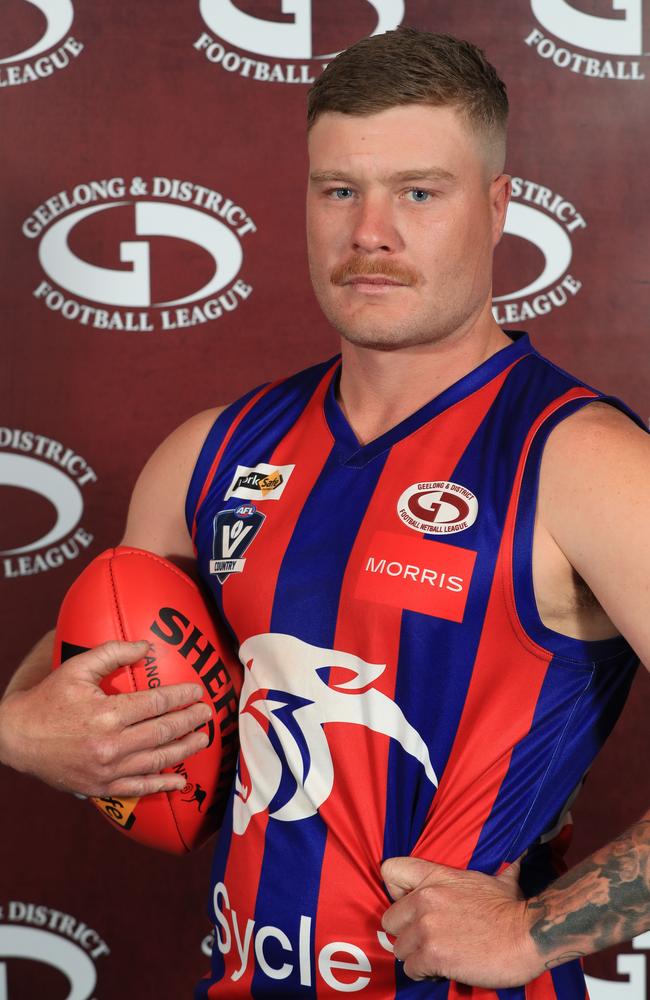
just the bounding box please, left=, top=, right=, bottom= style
left=23, top=176, right=256, bottom=332
left=0, top=0, right=83, bottom=87
left=0, top=900, right=110, bottom=999
left=526, top=0, right=646, bottom=79
left=585, top=931, right=650, bottom=999
left=193, top=0, right=405, bottom=84
left=0, top=428, right=97, bottom=579
left=493, top=177, right=587, bottom=326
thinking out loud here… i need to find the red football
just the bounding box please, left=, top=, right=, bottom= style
left=52, top=546, right=242, bottom=854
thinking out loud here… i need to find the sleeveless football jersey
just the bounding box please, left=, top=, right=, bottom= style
left=187, top=333, right=640, bottom=1000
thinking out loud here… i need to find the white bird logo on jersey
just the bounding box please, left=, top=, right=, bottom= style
left=233, top=633, right=438, bottom=836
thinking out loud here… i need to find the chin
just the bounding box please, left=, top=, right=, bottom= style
left=338, top=329, right=415, bottom=352
left=335, top=316, right=456, bottom=352
left=321, top=306, right=416, bottom=352
left=328, top=299, right=483, bottom=353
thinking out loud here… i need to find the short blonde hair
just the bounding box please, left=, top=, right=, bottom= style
left=307, top=26, right=508, bottom=154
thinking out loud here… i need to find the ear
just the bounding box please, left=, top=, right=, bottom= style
left=490, top=173, right=512, bottom=248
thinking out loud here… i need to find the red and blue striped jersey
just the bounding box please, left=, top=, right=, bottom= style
left=187, top=333, right=640, bottom=999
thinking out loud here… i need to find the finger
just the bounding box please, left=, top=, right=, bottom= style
left=381, top=857, right=440, bottom=899
left=103, top=771, right=192, bottom=798
left=381, top=896, right=417, bottom=937
left=71, top=640, right=151, bottom=684
left=387, top=924, right=433, bottom=982
left=117, top=729, right=211, bottom=778
left=496, top=856, right=524, bottom=896
left=498, top=856, right=522, bottom=880
left=389, top=920, right=421, bottom=961
left=119, top=701, right=213, bottom=754
left=403, top=953, right=438, bottom=983
left=114, top=682, right=206, bottom=726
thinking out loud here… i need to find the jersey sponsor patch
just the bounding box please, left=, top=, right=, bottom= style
left=397, top=480, right=478, bottom=535
left=210, top=503, right=265, bottom=582
left=213, top=879, right=395, bottom=992
left=224, top=462, right=295, bottom=501
left=355, top=530, right=476, bottom=622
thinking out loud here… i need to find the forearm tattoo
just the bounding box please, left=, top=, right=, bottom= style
left=527, top=816, right=650, bottom=970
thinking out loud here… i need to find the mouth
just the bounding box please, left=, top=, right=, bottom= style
left=329, top=256, right=417, bottom=291
left=342, top=276, right=407, bottom=286
left=338, top=275, right=410, bottom=294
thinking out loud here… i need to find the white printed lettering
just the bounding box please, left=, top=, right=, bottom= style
left=231, top=910, right=255, bottom=982
left=318, top=941, right=372, bottom=992
left=255, top=925, right=293, bottom=980
left=213, top=882, right=231, bottom=953
left=299, top=915, right=312, bottom=987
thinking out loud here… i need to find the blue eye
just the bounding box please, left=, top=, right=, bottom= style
left=330, top=187, right=354, bottom=200
left=408, top=189, right=431, bottom=202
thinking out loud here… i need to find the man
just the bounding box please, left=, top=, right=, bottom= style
left=1, top=27, right=649, bottom=998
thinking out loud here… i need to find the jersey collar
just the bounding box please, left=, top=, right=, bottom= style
left=324, top=331, right=533, bottom=467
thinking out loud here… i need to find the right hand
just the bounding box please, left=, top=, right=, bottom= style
left=0, top=640, right=212, bottom=798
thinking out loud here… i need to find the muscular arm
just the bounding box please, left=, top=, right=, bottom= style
left=121, top=407, right=223, bottom=561
left=381, top=815, right=650, bottom=987
left=382, top=403, right=650, bottom=985
left=0, top=407, right=223, bottom=796
left=528, top=811, right=650, bottom=970
left=525, top=402, right=650, bottom=968
left=2, top=630, right=56, bottom=698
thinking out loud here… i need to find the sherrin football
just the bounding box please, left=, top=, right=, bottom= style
left=52, top=546, right=243, bottom=854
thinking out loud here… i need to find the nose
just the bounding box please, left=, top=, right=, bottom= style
left=351, top=192, right=402, bottom=255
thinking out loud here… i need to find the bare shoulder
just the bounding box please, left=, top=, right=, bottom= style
left=133, top=407, right=225, bottom=485
left=541, top=401, right=648, bottom=472
left=539, top=401, right=649, bottom=528
left=121, top=407, right=225, bottom=561
left=536, top=401, right=650, bottom=658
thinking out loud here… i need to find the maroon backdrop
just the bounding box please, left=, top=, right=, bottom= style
left=1, top=2, right=649, bottom=997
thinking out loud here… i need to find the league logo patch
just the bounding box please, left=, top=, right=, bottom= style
left=210, top=503, right=265, bottom=582
left=397, top=481, right=478, bottom=535
left=224, top=462, right=294, bottom=501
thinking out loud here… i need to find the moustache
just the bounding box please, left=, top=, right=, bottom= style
left=330, top=256, right=420, bottom=287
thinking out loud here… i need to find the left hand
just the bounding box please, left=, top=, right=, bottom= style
left=381, top=856, right=542, bottom=987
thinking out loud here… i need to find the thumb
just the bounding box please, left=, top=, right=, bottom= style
left=66, top=639, right=150, bottom=685
left=496, top=856, right=524, bottom=896
left=381, top=856, right=442, bottom=900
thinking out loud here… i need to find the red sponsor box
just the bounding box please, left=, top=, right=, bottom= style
left=354, top=530, right=477, bottom=623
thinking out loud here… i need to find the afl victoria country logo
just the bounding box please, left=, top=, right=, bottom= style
left=193, top=0, right=405, bottom=84
left=23, top=176, right=256, bottom=333
left=0, top=0, right=83, bottom=87
left=397, top=481, right=478, bottom=535
left=0, top=429, right=97, bottom=579
left=526, top=0, right=646, bottom=79
left=493, top=177, right=587, bottom=326
left=0, top=901, right=110, bottom=999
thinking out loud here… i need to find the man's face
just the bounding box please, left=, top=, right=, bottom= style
left=306, top=103, right=510, bottom=351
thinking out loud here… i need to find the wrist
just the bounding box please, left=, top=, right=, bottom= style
left=515, top=899, right=548, bottom=983
left=0, top=692, right=29, bottom=772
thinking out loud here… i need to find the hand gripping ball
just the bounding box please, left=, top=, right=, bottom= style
left=52, top=546, right=243, bottom=854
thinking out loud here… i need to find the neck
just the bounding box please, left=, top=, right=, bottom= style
left=337, top=308, right=512, bottom=445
